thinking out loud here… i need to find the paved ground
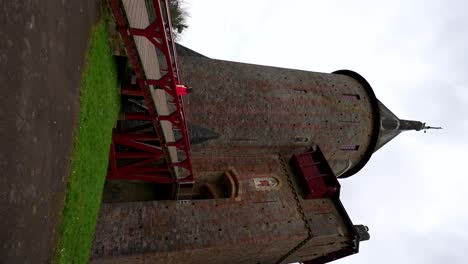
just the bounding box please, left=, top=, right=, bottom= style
left=0, top=1, right=100, bottom=263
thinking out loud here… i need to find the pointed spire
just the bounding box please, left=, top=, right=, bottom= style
left=374, top=101, right=440, bottom=152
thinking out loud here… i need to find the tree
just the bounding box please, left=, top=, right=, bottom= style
left=168, top=0, right=188, bottom=34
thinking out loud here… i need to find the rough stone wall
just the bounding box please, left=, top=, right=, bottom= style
left=92, top=155, right=307, bottom=263
left=92, top=154, right=355, bottom=263
left=283, top=159, right=356, bottom=263
left=284, top=199, right=356, bottom=263
left=179, top=56, right=375, bottom=176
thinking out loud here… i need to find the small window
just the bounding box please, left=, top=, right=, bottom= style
left=342, top=93, right=361, bottom=100
left=295, top=137, right=310, bottom=143
left=293, top=89, right=307, bottom=94
left=341, top=144, right=360, bottom=151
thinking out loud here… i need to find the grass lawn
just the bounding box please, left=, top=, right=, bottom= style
left=54, top=18, right=120, bottom=264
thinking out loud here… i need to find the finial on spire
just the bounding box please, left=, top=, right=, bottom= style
left=423, top=125, right=443, bottom=130
left=423, top=125, right=442, bottom=133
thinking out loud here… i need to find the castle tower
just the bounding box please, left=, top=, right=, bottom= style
left=180, top=52, right=431, bottom=178
left=92, top=46, right=431, bottom=264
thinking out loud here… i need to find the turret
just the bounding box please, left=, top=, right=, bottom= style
left=178, top=48, right=434, bottom=179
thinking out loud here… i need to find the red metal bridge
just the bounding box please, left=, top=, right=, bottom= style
left=108, top=0, right=194, bottom=198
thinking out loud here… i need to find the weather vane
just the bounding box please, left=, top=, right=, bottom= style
left=423, top=125, right=443, bottom=133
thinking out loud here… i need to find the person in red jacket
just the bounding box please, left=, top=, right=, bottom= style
left=175, top=84, right=192, bottom=96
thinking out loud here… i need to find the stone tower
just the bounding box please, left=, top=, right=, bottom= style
left=91, top=46, right=431, bottom=264
left=180, top=52, right=431, bottom=179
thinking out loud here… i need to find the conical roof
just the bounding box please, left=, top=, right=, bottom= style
left=375, top=100, right=439, bottom=152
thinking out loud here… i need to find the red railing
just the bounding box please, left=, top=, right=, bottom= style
left=107, top=0, right=194, bottom=187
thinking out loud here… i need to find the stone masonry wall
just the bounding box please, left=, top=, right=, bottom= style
left=179, top=56, right=376, bottom=176
left=92, top=154, right=355, bottom=264
left=92, top=155, right=306, bottom=263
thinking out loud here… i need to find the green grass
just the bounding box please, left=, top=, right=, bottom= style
left=55, top=18, right=120, bottom=264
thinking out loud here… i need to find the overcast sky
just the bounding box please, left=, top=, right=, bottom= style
left=179, top=1, right=468, bottom=263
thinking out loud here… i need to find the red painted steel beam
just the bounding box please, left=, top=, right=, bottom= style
left=163, top=138, right=185, bottom=150
left=170, top=158, right=190, bottom=170
left=113, top=138, right=164, bottom=155
left=117, top=158, right=165, bottom=171
left=119, top=167, right=170, bottom=175
left=121, top=85, right=143, bottom=97
left=124, top=112, right=152, bottom=121
left=113, top=132, right=159, bottom=141
left=108, top=173, right=175, bottom=183
left=115, top=152, right=160, bottom=159
left=158, top=111, right=181, bottom=125
left=109, top=0, right=127, bottom=27
left=118, top=123, right=153, bottom=133
left=109, top=143, right=118, bottom=176
left=108, top=0, right=194, bottom=184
